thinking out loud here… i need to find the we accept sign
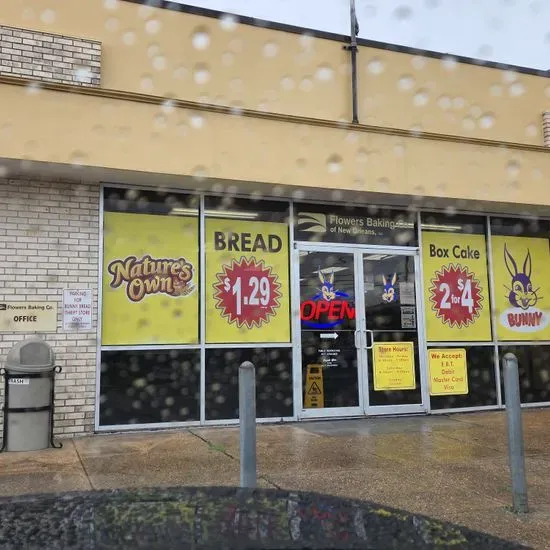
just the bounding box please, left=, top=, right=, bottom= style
left=491, top=236, right=550, bottom=340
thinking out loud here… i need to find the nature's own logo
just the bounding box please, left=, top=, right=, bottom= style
left=108, top=255, right=195, bottom=302
left=501, top=245, right=547, bottom=332
left=382, top=273, right=398, bottom=303
left=300, top=270, right=355, bottom=329
left=297, top=212, right=327, bottom=233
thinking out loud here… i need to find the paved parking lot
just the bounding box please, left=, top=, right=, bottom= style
left=1, top=409, right=549, bottom=548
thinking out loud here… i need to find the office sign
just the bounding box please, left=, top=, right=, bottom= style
left=0, top=302, right=57, bottom=332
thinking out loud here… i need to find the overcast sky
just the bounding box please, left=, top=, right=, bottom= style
left=178, top=0, right=550, bottom=70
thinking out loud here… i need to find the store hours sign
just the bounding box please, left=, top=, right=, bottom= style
left=422, top=232, right=491, bottom=341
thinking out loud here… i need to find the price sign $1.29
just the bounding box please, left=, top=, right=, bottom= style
left=214, top=258, right=282, bottom=328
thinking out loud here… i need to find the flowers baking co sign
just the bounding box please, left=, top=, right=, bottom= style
left=108, top=255, right=196, bottom=301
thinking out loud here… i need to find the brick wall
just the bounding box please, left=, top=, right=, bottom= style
left=0, top=178, right=100, bottom=438
left=0, top=25, right=101, bottom=86
left=544, top=112, right=550, bottom=147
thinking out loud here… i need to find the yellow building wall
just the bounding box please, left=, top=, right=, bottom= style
left=1, top=0, right=549, bottom=146
left=0, top=83, right=548, bottom=207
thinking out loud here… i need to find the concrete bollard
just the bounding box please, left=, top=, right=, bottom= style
left=239, top=361, right=257, bottom=488
left=502, top=353, right=528, bottom=514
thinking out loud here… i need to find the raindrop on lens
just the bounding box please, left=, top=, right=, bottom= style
left=411, top=56, right=426, bottom=70
left=123, top=31, right=136, bottom=45
left=192, top=28, right=210, bottom=50
left=263, top=42, right=279, bottom=58
left=393, top=5, right=413, bottom=20
left=441, top=56, right=457, bottom=70
left=281, top=76, right=295, bottom=91
left=190, top=114, right=205, bottom=129
left=219, top=13, right=237, bottom=31
left=315, top=64, right=334, bottom=81
left=509, top=81, right=525, bottom=97
left=398, top=75, right=415, bottom=91
left=413, top=90, right=429, bottom=106
left=479, top=113, right=495, bottom=129
left=145, top=19, right=161, bottom=34
left=105, top=17, right=119, bottom=32
left=368, top=58, right=385, bottom=75
left=299, top=78, right=313, bottom=92
left=327, top=154, right=343, bottom=173
left=507, top=160, right=520, bottom=178
left=194, top=65, right=210, bottom=84
left=40, top=9, right=56, bottom=24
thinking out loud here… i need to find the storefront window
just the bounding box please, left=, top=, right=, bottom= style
left=299, top=250, right=359, bottom=408
left=100, top=187, right=201, bottom=427
left=100, top=349, right=201, bottom=425
left=102, top=188, right=200, bottom=345
left=490, top=218, right=550, bottom=342
left=204, top=197, right=294, bottom=420
left=204, top=197, right=291, bottom=344
left=205, top=347, right=293, bottom=420
left=429, top=345, right=497, bottom=409
left=421, top=213, right=492, bottom=342
left=499, top=345, right=550, bottom=404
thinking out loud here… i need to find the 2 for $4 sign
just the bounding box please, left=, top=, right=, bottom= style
left=422, top=232, right=492, bottom=341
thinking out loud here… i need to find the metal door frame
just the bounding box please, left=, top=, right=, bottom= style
left=293, top=242, right=429, bottom=419
left=358, top=247, right=429, bottom=416
left=293, top=243, right=364, bottom=419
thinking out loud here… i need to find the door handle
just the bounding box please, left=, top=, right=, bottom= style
left=364, top=329, right=374, bottom=350
left=354, top=330, right=361, bottom=349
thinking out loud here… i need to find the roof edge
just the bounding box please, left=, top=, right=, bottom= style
left=121, top=0, right=550, bottom=78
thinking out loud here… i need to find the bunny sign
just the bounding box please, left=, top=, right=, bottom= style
left=491, top=236, right=550, bottom=340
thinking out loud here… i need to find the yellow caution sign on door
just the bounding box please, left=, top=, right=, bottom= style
left=304, top=364, right=324, bottom=408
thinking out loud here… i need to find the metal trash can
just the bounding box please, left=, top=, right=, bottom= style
left=1, top=339, right=61, bottom=452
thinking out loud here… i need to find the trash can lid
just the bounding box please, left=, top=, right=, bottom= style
left=5, top=338, right=55, bottom=373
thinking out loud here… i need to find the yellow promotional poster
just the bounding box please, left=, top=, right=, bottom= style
left=102, top=212, right=199, bottom=345
left=205, top=218, right=290, bottom=343
left=304, top=364, right=324, bottom=408
left=422, top=232, right=491, bottom=342
left=491, top=235, right=550, bottom=341
left=372, top=342, right=416, bottom=391
left=428, top=348, right=468, bottom=396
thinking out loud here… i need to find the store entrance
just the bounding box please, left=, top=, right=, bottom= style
left=297, top=245, right=427, bottom=418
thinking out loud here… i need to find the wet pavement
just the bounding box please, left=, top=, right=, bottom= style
left=0, top=409, right=549, bottom=548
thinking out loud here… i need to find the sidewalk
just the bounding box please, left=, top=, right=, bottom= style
left=1, top=410, right=549, bottom=549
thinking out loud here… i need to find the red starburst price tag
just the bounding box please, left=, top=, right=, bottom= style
left=429, top=264, right=484, bottom=328
left=213, top=257, right=282, bottom=328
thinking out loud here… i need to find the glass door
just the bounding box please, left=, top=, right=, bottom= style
left=298, top=248, right=362, bottom=417
left=360, top=251, right=427, bottom=415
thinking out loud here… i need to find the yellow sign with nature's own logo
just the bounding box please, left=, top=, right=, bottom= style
left=422, top=231, right=491, bottom=342
left=491, top=235, right=550, bottom=341
left=205, top=218, right=290, bottom=343
left=102, top=212, right=199, bottom=345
